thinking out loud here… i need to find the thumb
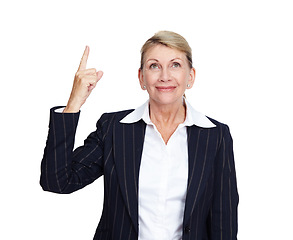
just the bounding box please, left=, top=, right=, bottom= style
left=88, top=71, right=103, bottom=92
left=96, top=71, right=104, bottom=81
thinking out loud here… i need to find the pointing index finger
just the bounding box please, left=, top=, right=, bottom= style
left=78, top=46, right=89, bottom=71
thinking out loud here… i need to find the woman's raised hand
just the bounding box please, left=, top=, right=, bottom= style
left=64, top=46, right=103, bottom=113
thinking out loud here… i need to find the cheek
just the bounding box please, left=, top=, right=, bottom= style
left=175, top=71, right=190, bottom=84
left=143, top=71, right=159, bottom=85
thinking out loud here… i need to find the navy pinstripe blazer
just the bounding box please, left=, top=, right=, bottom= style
left=40, top=106, right=238, bottom=240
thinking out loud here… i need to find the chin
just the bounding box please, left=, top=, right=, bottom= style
left=150, top=94, right=183, bottom=106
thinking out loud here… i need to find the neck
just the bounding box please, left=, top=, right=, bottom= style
left=149, top=98, right=186, bottom=126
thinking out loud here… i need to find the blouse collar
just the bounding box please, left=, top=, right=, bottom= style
left=120, top=98, right=216, bottom=128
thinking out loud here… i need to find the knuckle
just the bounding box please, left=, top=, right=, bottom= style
left=75, top=71, right=81, bottom=78
left=88, top=68, right=96, bottom=74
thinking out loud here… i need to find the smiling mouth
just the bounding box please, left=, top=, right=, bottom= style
left=156, top=86, right=176, bottom=92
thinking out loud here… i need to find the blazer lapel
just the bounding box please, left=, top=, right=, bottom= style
left=113, top=119, right=146, bottom=234
left=184, top=126, right=215, bottom=224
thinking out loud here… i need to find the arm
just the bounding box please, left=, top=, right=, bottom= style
left=40, top=108, right=107, bottom=194
left=40, top=46, right=105, bottom=193
left=209, top=125, right=239, bottom=239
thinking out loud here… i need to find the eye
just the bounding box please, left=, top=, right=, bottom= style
left=150, top=63, right=159, bottom=69
left=172, top=62, right=181, bottom=68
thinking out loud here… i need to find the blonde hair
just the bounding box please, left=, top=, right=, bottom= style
left=140, top=31, right=193, bottom=69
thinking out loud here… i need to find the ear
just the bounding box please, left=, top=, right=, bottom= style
left=138, top=68, right=146, bottom=90
left=187, top=67, right=196, bottom=89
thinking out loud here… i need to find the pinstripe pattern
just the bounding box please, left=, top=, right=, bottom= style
left=40, top=107, right=238, bottom=240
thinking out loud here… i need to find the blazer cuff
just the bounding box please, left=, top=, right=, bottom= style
left=49, top=106, right=80, bottom=130
left=51, top=106, right=81, bottom=114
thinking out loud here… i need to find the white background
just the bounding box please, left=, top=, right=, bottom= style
left=1, top=0, right=292, bottom=239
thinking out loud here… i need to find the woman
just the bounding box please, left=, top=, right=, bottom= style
left=40, top=31, right=238, bottom=240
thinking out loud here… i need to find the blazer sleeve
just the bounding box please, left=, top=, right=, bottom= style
left=209, top=124, right=239, bottom=239
left=40, top=107, right=108, bottom=194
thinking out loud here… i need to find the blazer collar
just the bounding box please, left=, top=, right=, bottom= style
left=120, top=98, right=216, bottom=128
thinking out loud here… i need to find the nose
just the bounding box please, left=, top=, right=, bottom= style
left=159, top=68, right=171, bottom=82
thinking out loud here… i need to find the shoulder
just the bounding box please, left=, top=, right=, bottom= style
left=206, top=116, right=233, bottom=144
left=207, top=116, right=229, bottom=131
left=100, top=109, right=135, bottom=121
left=96, top=109, right=135, bottom=128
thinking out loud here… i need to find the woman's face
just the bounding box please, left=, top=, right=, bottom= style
left=139, top=44, right=195, bottom=106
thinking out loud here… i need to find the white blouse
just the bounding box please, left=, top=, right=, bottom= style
left=120, top=99, right=215, bottom=240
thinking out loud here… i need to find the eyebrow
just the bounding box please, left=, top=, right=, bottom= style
left=146, top=58, right=183, bottom=63
left=171, top=58, right=183, bottom=61
left=146, top=59, right=159, bottom=63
